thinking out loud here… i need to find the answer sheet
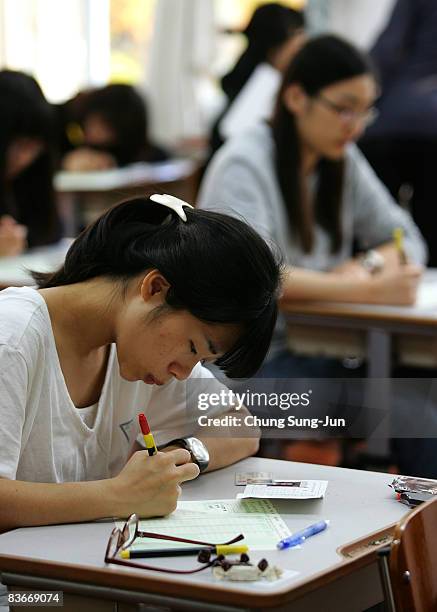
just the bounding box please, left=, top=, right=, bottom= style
left=116, top=499, right=290, bottom=551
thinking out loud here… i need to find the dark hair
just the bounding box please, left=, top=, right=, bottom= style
left=32, top=197, right=281, bottom=378
left=0, top=70, right=60, bottom=247
left=222, top=3, right=305, bottom=102
left=271, top=35, right=374, bottom=253
left=76, top=84, right=167, bottom=166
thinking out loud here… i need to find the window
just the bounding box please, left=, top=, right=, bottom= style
left=109, top=0, right=156, bottom=83
left=0, top=0, right=109, bottom=102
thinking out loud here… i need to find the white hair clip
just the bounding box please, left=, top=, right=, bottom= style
left=150, top=193, right=194, bottom=222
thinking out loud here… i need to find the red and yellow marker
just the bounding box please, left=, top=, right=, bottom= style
left=138, top=413, right=158, bottom=456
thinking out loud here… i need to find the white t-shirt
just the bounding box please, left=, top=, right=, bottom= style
left=0, top=286, right=227, bottom=483
left=219, top=63, right=281, bottom=140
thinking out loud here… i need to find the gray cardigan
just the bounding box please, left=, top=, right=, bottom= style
left=198, top=122, right=427, bottom=358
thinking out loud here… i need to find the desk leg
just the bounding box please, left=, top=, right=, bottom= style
left=366, top=329, right=391, bottom=457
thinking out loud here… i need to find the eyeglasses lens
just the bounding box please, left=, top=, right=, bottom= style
left=121, top=514, right=139, bottom=550
left=106, top=528, right=124, bottom=559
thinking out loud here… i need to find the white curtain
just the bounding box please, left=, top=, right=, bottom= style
left=146, top=0, right=215, bottom=147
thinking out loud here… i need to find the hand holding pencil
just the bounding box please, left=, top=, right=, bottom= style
left=105, top=414, right=198, bottom=518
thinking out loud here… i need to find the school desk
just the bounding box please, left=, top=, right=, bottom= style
left=0, top=240, right=72, bottom=290
left=0, top=457, right=409, bottom=611
left=54, top=158, right=200, bottom=235
left=284, top=269, right=437, bottom=374
left=283, top=268, right=437, bottom=456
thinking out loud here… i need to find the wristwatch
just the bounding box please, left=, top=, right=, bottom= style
left=165, top=437, right=210, bottom=473
left=360, top=249, right=385, bottom=274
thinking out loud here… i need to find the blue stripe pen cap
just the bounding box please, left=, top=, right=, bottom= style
left=277, top=520, right=330, bottom=550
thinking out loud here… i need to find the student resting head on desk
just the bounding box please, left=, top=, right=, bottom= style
left=0, top=70, right=61, bottom=258
left=199, top=34, right=427, bottom=379
left=58, top=83, right=168, bottom=172
left=0, top=194, right=280, bottom=531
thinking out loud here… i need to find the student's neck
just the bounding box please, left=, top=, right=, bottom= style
left=39, top=280, right=120, bottom=356
left=301, top=145, right=319, bottom=176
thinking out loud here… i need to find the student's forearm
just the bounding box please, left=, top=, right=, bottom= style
left=196, top=407, right=260, bottom=472
left=161, top=408, right=260, bottom=472
left=280, top=267, right=374, bottom=303
left=163, top=436, right=259, bottom=472
left=1, top=450, right=197, bottom=531
left=281, top=260, right=421, bottom=307
left=0, top=478, right=117, bottom=531
left=198, top=435, right=259, bottom=472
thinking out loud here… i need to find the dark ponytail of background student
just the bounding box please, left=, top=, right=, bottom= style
left=221, top=3, right=305, bottom=103
left=208, top=2, right=305, bottom=160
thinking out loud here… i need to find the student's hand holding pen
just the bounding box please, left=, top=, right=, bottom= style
left=366, top=264, right=423, bottom=306
left=0, top=449, right=199, bottom=530
left=106, top=449, right=200, bottom=518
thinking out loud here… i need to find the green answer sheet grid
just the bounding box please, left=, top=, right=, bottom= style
left=115, top=499, right=291, bottom=551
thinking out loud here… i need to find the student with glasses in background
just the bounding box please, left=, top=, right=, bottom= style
left=200, top=34, right=426, bottom=373
left=198, top=35, right=429, bottom=474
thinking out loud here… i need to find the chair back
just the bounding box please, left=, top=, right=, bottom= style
left=389, top=497, right=437, bottom=612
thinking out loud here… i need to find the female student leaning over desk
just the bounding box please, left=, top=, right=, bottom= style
left=198, top=34, right=427, bottom=377
left=0, top=70, right=61, bottom=257
left=0, top=195, right=280, bottom=531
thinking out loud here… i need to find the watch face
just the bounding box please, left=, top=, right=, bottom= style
left=189, top=437, right=209, bottom=463
left=183, top=437, right=209, bottom=471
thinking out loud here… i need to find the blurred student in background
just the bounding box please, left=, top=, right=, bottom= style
left=360, top=0, right=437, bottom=266
left=200, top=35, right=426, bottom=375
left=0, top=70, right=61, bottom=257
left=58, top=84, right=168, bottom=172
left=208, top=2, right=305, bottom=159
left=199, top=35, right=433, bottom=474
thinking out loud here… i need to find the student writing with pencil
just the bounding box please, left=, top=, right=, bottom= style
left=199, top=35, right=427, bottom=380
left=199, top=35, right=430, bottom=473
left=0, top=194, right=280, bottom=530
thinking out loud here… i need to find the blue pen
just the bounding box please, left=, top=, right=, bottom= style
left=277, top=520, right=330, bottom=550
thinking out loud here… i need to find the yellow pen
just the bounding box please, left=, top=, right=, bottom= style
left=120, top=544, right=249, bottom=559
left=138, top=412, right=158, bottom=456
left=393, top=227, right=407, bottom=265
